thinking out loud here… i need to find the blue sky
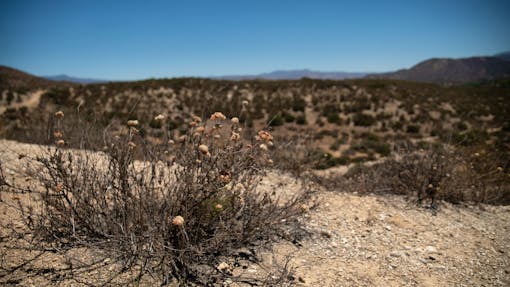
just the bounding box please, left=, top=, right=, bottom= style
left=1, top=0, right=509, bottom=80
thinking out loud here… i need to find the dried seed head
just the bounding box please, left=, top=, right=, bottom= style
left=56, top=139, right=65, bottom=146
left=231, top=117, right=240, bottom=124
left=259, top=143, right=268, bottom=151
left=198, top=144, right=209, bottom=154
left=427, top=184, right=434, bottom=189
left=267, top=159, right=274, bottom=164
left=219, top=171, right=231, bottom=183
left=210, top=112, right=226, bottom=121
left=213, top=134, right=221, bottom=139
left=242, top=100, right=249, bottom=106
left=53, top=131, right=64, bottom=138
left=497, top=166, right=503, bottom=172
left=177, top=135, right=187, bottom=142
left=257, top=130, right=273, bottom=142
left=127, top=120, right=139, bottom=127
left=230, top=132, right=240, bottom=141
left=154, top=114, right=165, bottom=121
left=195, top=126, right=205, bottom=133
left=214, top=204, right=223, bottom=211
left=55, top=111, right=64, bottom=119
left=172, top=216, right=184, bottom=226
left=168, top=139, right=175, bottom=145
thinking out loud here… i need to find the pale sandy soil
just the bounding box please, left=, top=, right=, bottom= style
left=1, top=140, right=509, bottom=286
left=0, top=90, right=45, bottom=114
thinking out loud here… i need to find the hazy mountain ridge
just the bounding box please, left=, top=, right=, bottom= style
left=216, top=69, right=367, bottom=80
left=43, top=74, right=109, bottom=84
left=367, top=54, right=510, bottom=84
left=2, top=50, right=510, bottom=87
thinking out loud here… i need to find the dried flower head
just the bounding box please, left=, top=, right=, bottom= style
left=257, top=130, right=273, bottom=142
left=267, top=159, right=274, bottom=164
left=231, top=117, right=240, bottom=124
left=53, top=131, right=63, bottom=138
left=56, top=139, right=65, bottom=146
left=195, top=126, right=205, bottom=133
left=55, top=111, right=64, bottom=119
left=214, top=203, right=223, bottom=211
left=177, top=135, right=187, bottom=143
left=168, top=139, right=175, bottom=145
left=154, top=114, right=165, bottom=121
left=198, top=144, right=209, bottom=154
left=172, top=215, right=184, bottom=226
left=497, top=166, right=503, bottom=172
left=242, top=100, right=249, bottom=106
left=259, top=143, right=268, bottom=151
left=127, top=120, right=139, bottom=127
left=219, top=171, right=231, bottom=183
left=210, top=112, right=226, bottom=121
left=213, top=134, right=221, bottom=139
left=230, top=132, right=240, bottom=141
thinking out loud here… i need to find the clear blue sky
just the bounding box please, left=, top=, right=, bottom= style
left=1, top=0, right=509, bottom=80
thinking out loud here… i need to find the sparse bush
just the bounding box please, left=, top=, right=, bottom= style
left=343, top=143, right=510, bottom=207
left=295, top=114, right=307, bottom=125
left=352, top=113, right=375, bottom=127
left=1, top=112, right=314, bottom=285
left=406, top=124, right=420, bottom=134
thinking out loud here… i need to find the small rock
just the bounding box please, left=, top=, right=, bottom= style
left=425, top=246, right=438, bottom=254
left=390, top=250, right=406, bottom=257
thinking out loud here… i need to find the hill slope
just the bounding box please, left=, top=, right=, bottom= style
left=0, top=66, right=62, bottom=89
left=367, top=57, right=510, bottom=84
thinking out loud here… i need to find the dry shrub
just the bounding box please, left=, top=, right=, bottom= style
left=0, top=112, right=314, bottom=285
left=343, top=143, right=510, bottom=208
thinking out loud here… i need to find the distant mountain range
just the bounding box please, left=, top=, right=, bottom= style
left=43, top=74, right=109, bottom=84
left=1, top=51, right=509, bottom=88
left=366, top=52, right=510, bottom=84
left=216, top=69, right=367, bottom=80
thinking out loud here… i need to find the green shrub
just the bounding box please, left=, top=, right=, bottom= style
left=352, top=113, right=375, bottom=127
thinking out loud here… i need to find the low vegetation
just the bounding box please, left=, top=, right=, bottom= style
left=0, top=111, right=314, bottom=285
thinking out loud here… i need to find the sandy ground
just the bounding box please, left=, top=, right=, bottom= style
left=1, top=139, right=509, bottom=286
left=0, top=90, right=45, bottom=114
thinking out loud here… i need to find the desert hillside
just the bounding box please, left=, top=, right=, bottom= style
left=0, top=139, right=509, bottom=286
left=0, top=68, right=509, bottom=286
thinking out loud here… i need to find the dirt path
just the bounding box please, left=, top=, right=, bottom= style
left=0, top=89, right=45, bottom=114
left=1, top=140, right=509, bottom=286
